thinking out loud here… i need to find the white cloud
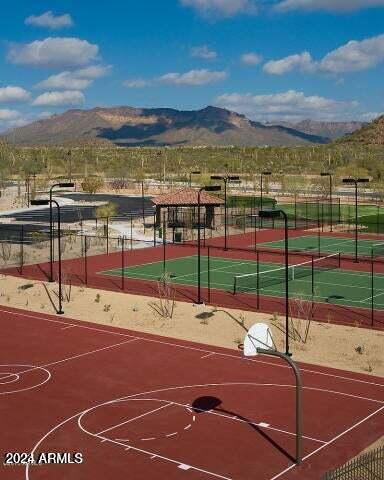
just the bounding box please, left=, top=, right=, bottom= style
left=35, top=72, right=91, bottom=90
left=263, top=51, right=314, bottom=74
left=263, top=34, right=384, bottom=75
left=25, top=11, right=73, bottom=29
left=74, top=64, right=111, bottom=79
left=123, top=79, right=151, bottom=88
left=0, top=86, right=31, bottom=103
left=0, top=109, right=27, bottom=132
left=5, top=118, right=30, bottom=129
left=191, top=45, right=217, bottom=59
left=241, top=52, right=263, bottom=65
left=8, top=37, right=99, bottom=68
left=159, top=69, right=227, bottom=85
left=215, top=89, right=360, bottom=122
left=275, top=0, right=384, bottom=13
left=180, top=0, right=257, bottom=17
left=32, top=90, right=85, bottom=107
left=319, top=34, right=384, bottom=73
left=0, top=109, right=21, bottom=120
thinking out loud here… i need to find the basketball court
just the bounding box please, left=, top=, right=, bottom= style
left=1, top=305, right=383, bottom=479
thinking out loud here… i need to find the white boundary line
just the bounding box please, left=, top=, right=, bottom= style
left=96, top=403, right=172, bottom=436
left=24, top=382, right=384, bottom=480
left=1, top=306, right=383, bottom=389
left=269, top=404, right=384, bottom=480
left=94, top=396, right=326, bottom=444
left=2, top=338, right=140, bottom=381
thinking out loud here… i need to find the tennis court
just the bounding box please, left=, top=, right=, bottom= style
left=257, top=235, right=384, bottom=257
left=100, top=254, right=384, bottom=310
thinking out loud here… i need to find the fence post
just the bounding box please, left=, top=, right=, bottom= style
left=121, top=236, right=125, bottom=291
left=163, top=213, right=166, bottom=274
left=208, top=246, right=211, bottom=303
left=311, top=256, right=314, bottom=317
left=106, top=217, right=109, bottom=254
left=256, top=251, right=260, bottom=310
left=84, top=235, right=88, bottom=285
left=19, top=225, right=24, bottom=275
left=371, top=249, right=374, bottom=327
left=317, top=202, right=321, bottom=257
left=377, top=205, right=380, bottom=234
left=153, top=212, right=156, bottom=247
left=130, top=215, right=133, bottom=250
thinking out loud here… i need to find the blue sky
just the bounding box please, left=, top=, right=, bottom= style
left=1, top=0, right=384, bottom=131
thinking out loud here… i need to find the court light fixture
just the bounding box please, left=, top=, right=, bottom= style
left=30, top=199, right=49, bottom=206
left=57, top=182, right=75, bottom=188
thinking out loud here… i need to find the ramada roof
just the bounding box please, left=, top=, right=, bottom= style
left=152, top=188, right=224, bottom=207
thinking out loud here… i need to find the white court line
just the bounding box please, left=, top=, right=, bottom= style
left=360, top=290, right=384, bottom=303
left=86, top=434, right=233, bottom=480
left=304, top=404, right=384, bottom=461
left=111, top=396, right=325, bottom=444
left=43, top=338, right=139, bottom=369
left=61, top=324, right=77, bottom=330
left=201, top=353, right=215, bottom=359
left=1, top=306, right=383, bottom=389
left=174, top=257, right=258, bottom=281
left=269, top=404, right=384, bottom=480
left=96, top=403, right=172, bottom=436
left=8, top=338, right=139, bottom=379
left=262, top=235, right=376, bottom=255
left=188, top=403, right=325, bottom=444
left=25, top=382, right=383, bottom=480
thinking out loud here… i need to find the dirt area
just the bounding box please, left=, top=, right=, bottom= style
left=1, top=274, right=383, bottom=378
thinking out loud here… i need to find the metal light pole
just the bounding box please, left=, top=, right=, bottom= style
left=197, top=185, right=221, bottom=304
left=189, top=170, right=201, bottom=187
left=67, top=150, right=72, bottom=182
left=321, top=172, right=333, bottom=232
left=342, top=178, right=370, bottom=262
left=260, top=208, right=290, bottom=356
left=211, top=175, right=240, bottom=250
left=31, top=198, right=64, bottom=314
left=49, top=182, right=74, bottom=282
left=260, top=171, right=272, bottom=227
left=141, top=180, right=145, bottom=226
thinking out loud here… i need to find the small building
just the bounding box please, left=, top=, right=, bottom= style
left=152, top=188, right=224, bottom=229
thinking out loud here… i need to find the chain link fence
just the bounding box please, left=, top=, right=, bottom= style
left=323, top=446, right=384, bottom=480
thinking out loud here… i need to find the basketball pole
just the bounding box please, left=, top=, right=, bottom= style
left=257, top=348, right=302, bottom=465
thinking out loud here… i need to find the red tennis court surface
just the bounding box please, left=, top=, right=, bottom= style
left=1, top=305, right=383, bottom=480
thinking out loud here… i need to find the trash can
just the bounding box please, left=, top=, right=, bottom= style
left=174, top=232, right=182, bottom=243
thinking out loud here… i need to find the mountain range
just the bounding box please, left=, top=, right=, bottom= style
left=267, top=119, right=366, bottom=141
left=2, top=106, right=368, bottom=147
left=336, top=114, right=384, bottom=145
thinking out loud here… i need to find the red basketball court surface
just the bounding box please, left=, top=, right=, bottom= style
left=1, top=305, right=383, bottom=479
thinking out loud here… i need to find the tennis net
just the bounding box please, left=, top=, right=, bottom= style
left=233, top=252, right=341, bottom=294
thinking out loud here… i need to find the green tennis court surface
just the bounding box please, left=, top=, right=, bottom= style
left=257, top=235, right=384, bottom=257
left=100, top=255, right=384, bottom=310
